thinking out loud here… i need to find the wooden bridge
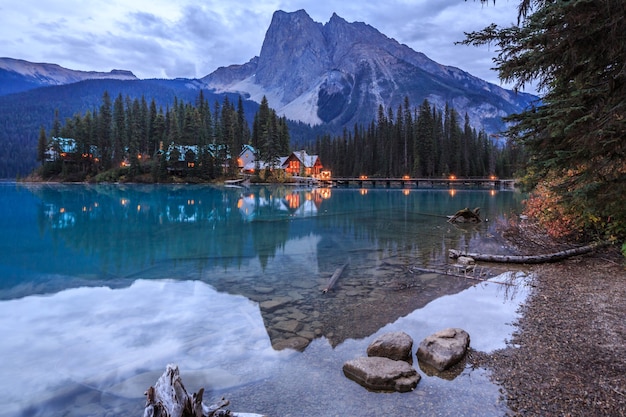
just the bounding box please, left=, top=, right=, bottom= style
left=320, top=177, right=516, bottom=189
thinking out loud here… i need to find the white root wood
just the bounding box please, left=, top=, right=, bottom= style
left=143, top=364, right=265, bottom=417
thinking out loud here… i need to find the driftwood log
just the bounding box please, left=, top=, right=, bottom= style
left=449, top=241, right=610, bottom=264
left=447, top=207, right=482, bottom=223
left=143, top=364, right=265, bottom=417
left=411, top=266, right=514, bottom=286
left=322, top=262, right=349, bottom=293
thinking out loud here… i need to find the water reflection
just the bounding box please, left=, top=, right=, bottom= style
left=0, top=279, right=284, bottom=416
left=0, top=274, right=530, bottom=417
left=0, top=183, right=528, bottom=416
left=3, top=183, right=524, bottom=350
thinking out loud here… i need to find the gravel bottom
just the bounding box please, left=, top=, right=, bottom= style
left=470, top=247, right=626, bottom=416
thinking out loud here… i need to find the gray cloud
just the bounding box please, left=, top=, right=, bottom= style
left=0, top=0, right=531, bottom=92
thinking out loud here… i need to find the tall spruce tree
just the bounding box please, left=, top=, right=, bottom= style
left=112, top=94, right=126, bottom=166
left=464, top=0, right=626, bottom=238
left=97, top=91, right=113, bottom=171
left=37, top=126, right=47, bottom=165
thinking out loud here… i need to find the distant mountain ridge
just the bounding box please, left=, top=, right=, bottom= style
left=203, top=10, right=536, bottom=132
left=0, top=10, right=536, bottom=133
left=0, top=9, right=539, bottom=178
left=0, top=57, right=137, bottom=96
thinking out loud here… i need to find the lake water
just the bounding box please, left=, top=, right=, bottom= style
left=0, top=182, right=529, bottom=416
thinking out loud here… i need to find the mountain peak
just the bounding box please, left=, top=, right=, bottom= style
left=203, top=10, right=536, bottom=131
left=328, top=12, right=346, bottom=23
left=255, top=10, right=327, bottom=103
left=269, top=9, right=314, bottom=26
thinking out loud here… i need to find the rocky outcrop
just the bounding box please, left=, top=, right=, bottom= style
left=366, top=331, right=413, bottom=362
left=343, top=356, right=420, bottom=392
left=417, top=328, right=470, bottom=372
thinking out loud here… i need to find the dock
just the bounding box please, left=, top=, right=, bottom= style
left=324, top=177, right=516, bottom=189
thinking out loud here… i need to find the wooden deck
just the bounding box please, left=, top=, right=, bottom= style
left=323, top=177, right=516, bottom=189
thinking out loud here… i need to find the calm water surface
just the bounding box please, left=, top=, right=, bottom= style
left=0, top=182, right=529, bottom=416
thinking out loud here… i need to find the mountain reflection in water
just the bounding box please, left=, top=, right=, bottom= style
left=0, top=182, right=527, bottom=416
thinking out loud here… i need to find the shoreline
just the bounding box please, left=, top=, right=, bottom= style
left=471, top=246, right=626, bottom=416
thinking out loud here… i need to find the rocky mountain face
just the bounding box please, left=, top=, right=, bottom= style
left=203, top=10, right=536, bottom=133
left=0, top=57, right=137, bottom=96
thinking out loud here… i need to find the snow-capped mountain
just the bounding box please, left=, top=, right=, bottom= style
left=203, top=10, right=536, bottom=132
left=0, top=57, right=137, bottom=95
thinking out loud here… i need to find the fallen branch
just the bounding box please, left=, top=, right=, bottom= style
left=449, top=241, right=610, bottom=264
left=411, top=266, right=513, bottom=286
left=322, top=262, right=349, bottom=293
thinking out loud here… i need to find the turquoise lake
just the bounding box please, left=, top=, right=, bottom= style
left=0, top=182, right=530, bottom=416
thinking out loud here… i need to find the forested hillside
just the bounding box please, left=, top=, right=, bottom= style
left=40, top=91, right=290, bottom=183
left=0, top=79, right=259, bottom=178
left=39, top=89, right=520, bottom=183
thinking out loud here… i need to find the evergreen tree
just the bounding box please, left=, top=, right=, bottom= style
left=415, top=99, right=435, bottom=176
left=51, top=109, right=61, bottom=139
left=254, top=96, right=272, bottom=169
left=147, top=99, right=158, bottom=155
left=236, top=95, right=249, bottom=150
left=465, top=0, right=626, bottom=238
left=97, top=91, right=113, bottom=171
left=402, top=96, right=413, bottom=175
left=128, top=98, right=142, bottom=177
left=37, top=126, right=47, bottom=165
left=112, top=93, right=126, bottom=167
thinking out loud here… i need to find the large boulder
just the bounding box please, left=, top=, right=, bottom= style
left=366, top=331, right=413, bottom=362
left=416, top=328, right=470, bottom=371
left=343, top=356, right=420, bottom=392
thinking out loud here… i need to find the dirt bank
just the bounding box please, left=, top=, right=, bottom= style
left=471, top=246, right=626, bottom=416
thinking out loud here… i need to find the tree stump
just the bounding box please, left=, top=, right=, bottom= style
left=447, top=207, right=482, bottom=223
left=143, top=364, right=266, bottom=417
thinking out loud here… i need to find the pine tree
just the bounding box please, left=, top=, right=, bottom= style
left=112, top=94, right=126, bottom=167
left=37, top=126, right=47, bottom=165
left=465, top=0, right=626, bottom=237
left=97, top=91, right=113, bottom=171
left=402, top=96, right=413, bottom=176
left=51, top=109, right=61, bottom=139
left=414, top=99, right=435, bottom=176
left=128, top=98, right=142, bottom=177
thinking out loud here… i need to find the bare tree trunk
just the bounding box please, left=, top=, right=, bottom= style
left=322, top=262, right=349, bottom=293
left=449, top=241, right=610, bottom=264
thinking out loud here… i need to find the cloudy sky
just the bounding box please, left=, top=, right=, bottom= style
left=1, top=0, right=530, bottom=92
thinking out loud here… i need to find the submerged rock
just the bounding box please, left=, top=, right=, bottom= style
left=343, top=356, right=420, bottom=392
left=366, top=331, right=413, bottom=362
left=417, top=328, right=470, bottom=371
left=272, top=336, right=310, bottom=351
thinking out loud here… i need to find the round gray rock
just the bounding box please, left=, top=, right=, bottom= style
left=343, top=356, right=420, bottom=392
left=366, top=331, right=414, bottom=362
left=416, top=327, right=470, bottom=371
